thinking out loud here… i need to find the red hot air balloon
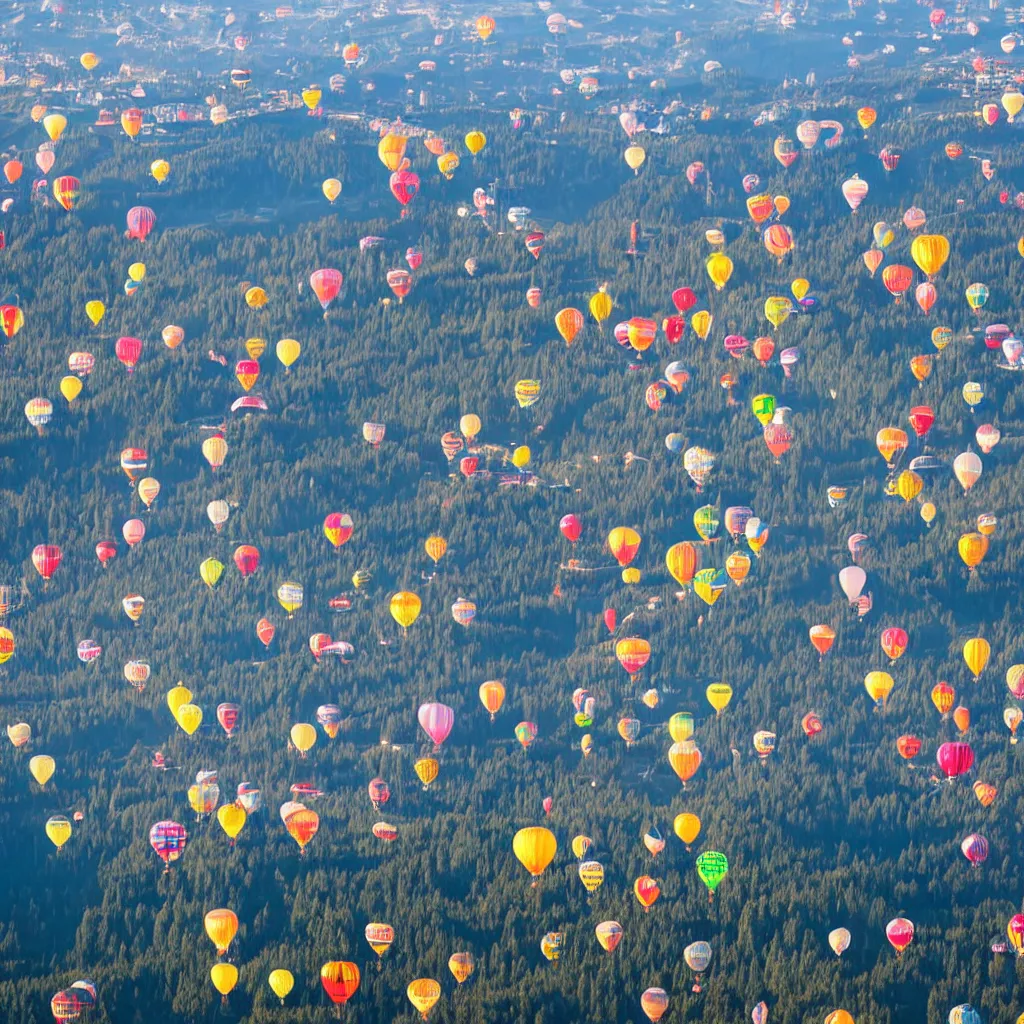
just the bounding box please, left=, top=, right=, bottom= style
left=879, top=146, right=901, bottom=172
left=936, top=741, right=974, bottom=779
left=603, top=609, right=617, bottom=633
left=324, top=512, right=354, bottom=548
left=897, top=734, right=921, bottom=761
left=95, top=541, right=117, bottom=567
left=663, top=315, right=685, bottom=345
left=115, top=336, right=143, bottom=373
left=389, top=169, right=420, bottom=212
left=880, top=627, right=909, bottom=661
left=233, top=545, right=260, bottom=577
left=560, top=514, right=582, bottom=544
left=671, top=287, right=697, bottom=313
left=885, top=917, right=914, bottom=956
left=320, top=963, right=360, bottom=1006
left=217, top=703, right=240, bottom=736
left=525, top=231, right=545, bottom=259
left=801, top=712, right=823, bottom=737
left=32, top=544, right=62, bottom=581
left=405, top=247, right=423, bottom=271
left=368, top=778, right=391, bottom=809
left=256, top=618, right=275, bottom=648
left=908, top=406, right=934, bottom=439
left=125, top=206, right=156, bottom=241
left=310, top=268, right=342, bottom=311
left=460, top=456, right=478, bottom=478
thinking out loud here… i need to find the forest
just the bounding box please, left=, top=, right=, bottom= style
left=0, top=20, right=1023, bottom=1024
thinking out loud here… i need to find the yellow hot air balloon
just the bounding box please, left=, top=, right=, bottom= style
left=668, top=712, right=694, bottom=743
left=706, top=252, right=734, bottom=291
left=7, top=723, right=31, bottom=746
left=910, top=234, right=950, bottom=279
left=60, top=376, right=83, bottom=404
left=217, top=803, right=246, bottom=841
left=764, top=296, right=792, bottom=330
left=204, top=908, right=239, bottom=955
left=896, top=470, right=923, bottom=502
left=437, top=151, right=460, bottom=178
left=673, top=812, right=701, bottom=847
left=43, top=113, right=67, bottom=142
left=245, top=286, right=268, bottom=309
left=460, top=413, right=481, bottom=440
left=200, top=558, right=225, bottom=589
left=85, top=300, right=105, bottom=326
left=128, top=262, right=146, bottom=283
left=665, top=542, right=699, bottom=587
left=706, top=683, right=732, bottom=713
left=276, top=338, right=301, bottom=369
left=958, top=531, right=988, bottom=570
left=378, top=133, right=408, bottom=172
left=963, top=637, right=990, bottom=680
left=167, top=683, right=192, bottom=718
left=150, top=159, right=170, bottom=184
left=290, top=722, right=317, bottom=753
left=857, top=106, right=877, bottom=130
left=407, top=979, right=442, bottom=1020
left=624, top=145, right=646, bottom=173
left=691, top=310, right=712, bottom=340
left=512, top=445, right=530, bottom=468
left=45, top=816, right=72, bottom=849
left=414, top=757, right=439, bottom=788
left=425, top=536, right=448, bottom=563
left=268, top=969, right=294, bottom=1003
left=322, top=177, right=342, bottom=203
left=245, top=337, right=266, bottom=360
left=211, top=963, right=238, bottom=997
left=1003, top=88, right=1024, bottom=122
left=920, top=502, right=936, bottom=526
left=302, top=86, right=322, bottom=110
left=390, top=591, right=421, bottom=629
left=176, top=704, right=202, bottom=735
left=791, top=277, right=810, bottom=300
left=589, top=289, right=613, bottom=324
left=30, top=754, right=55, bottom=785
left=512, top=826, right=557, bottom=880
left=465, top=130, right=487, bottom=155
left=80, top=52, right=100, bottom=71
left=864, top=670, right=894, bottom=707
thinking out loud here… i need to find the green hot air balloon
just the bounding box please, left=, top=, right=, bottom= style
left=696, top=850, right=729, bottom=899
left=693, top=505, right=720, bottom=543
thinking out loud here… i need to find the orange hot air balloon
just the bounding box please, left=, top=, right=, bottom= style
left=875, top=427, right=908, bottom=468
left=809, top=624, right=836, bottom=658
left=953, top=705, right=970, bottom=734
left=863, top=249, right=884, bottom=277
left=120, top=107, right=144, bottom=138
left=3, top=159, right=22, bottom=184
left=665, top=542, right=700, bottom=587
left=479, top=680, right=505, bottom=721
left=616, top=637, right=651, bottom=675
left=668, top=740, right=702, bottom=784
left=475, top=14, right=496, bottom=40
left=555, top=307, right=584, bottom=346
left=285, top=807, right=319, bottom=854
left=882, top=264, right=913, bottom=301
left=746, top=193, right=775, bottom=225
left=204, top=909, right=239, bottom=955
left=608, top=527, right=641, bottom=566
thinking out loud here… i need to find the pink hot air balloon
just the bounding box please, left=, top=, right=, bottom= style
left=125, top=205, right=156, bottom=241
left=847, top=533, right=868, bottom=563
left=560, top=514, right=581, bottom=544
left=841, top=175, right=869, bottom=212
left=885, top=917, right=914, bottom=956
left=1008, top=914, right=1024, bottom=949
left=418, top=702, right=455, bottom=748
left=838, top=565, right=867, bottom=602
left=122, top=518, right=146, bottom=547
left=936, top=741, right=974, bottom=780
left=960, top=833, right=989, bottom=867
left=36, top=148, right=55, bottom=174
left=542, top=796, right=553, bottom=816
left=309, top=268, right=343, bottom=311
